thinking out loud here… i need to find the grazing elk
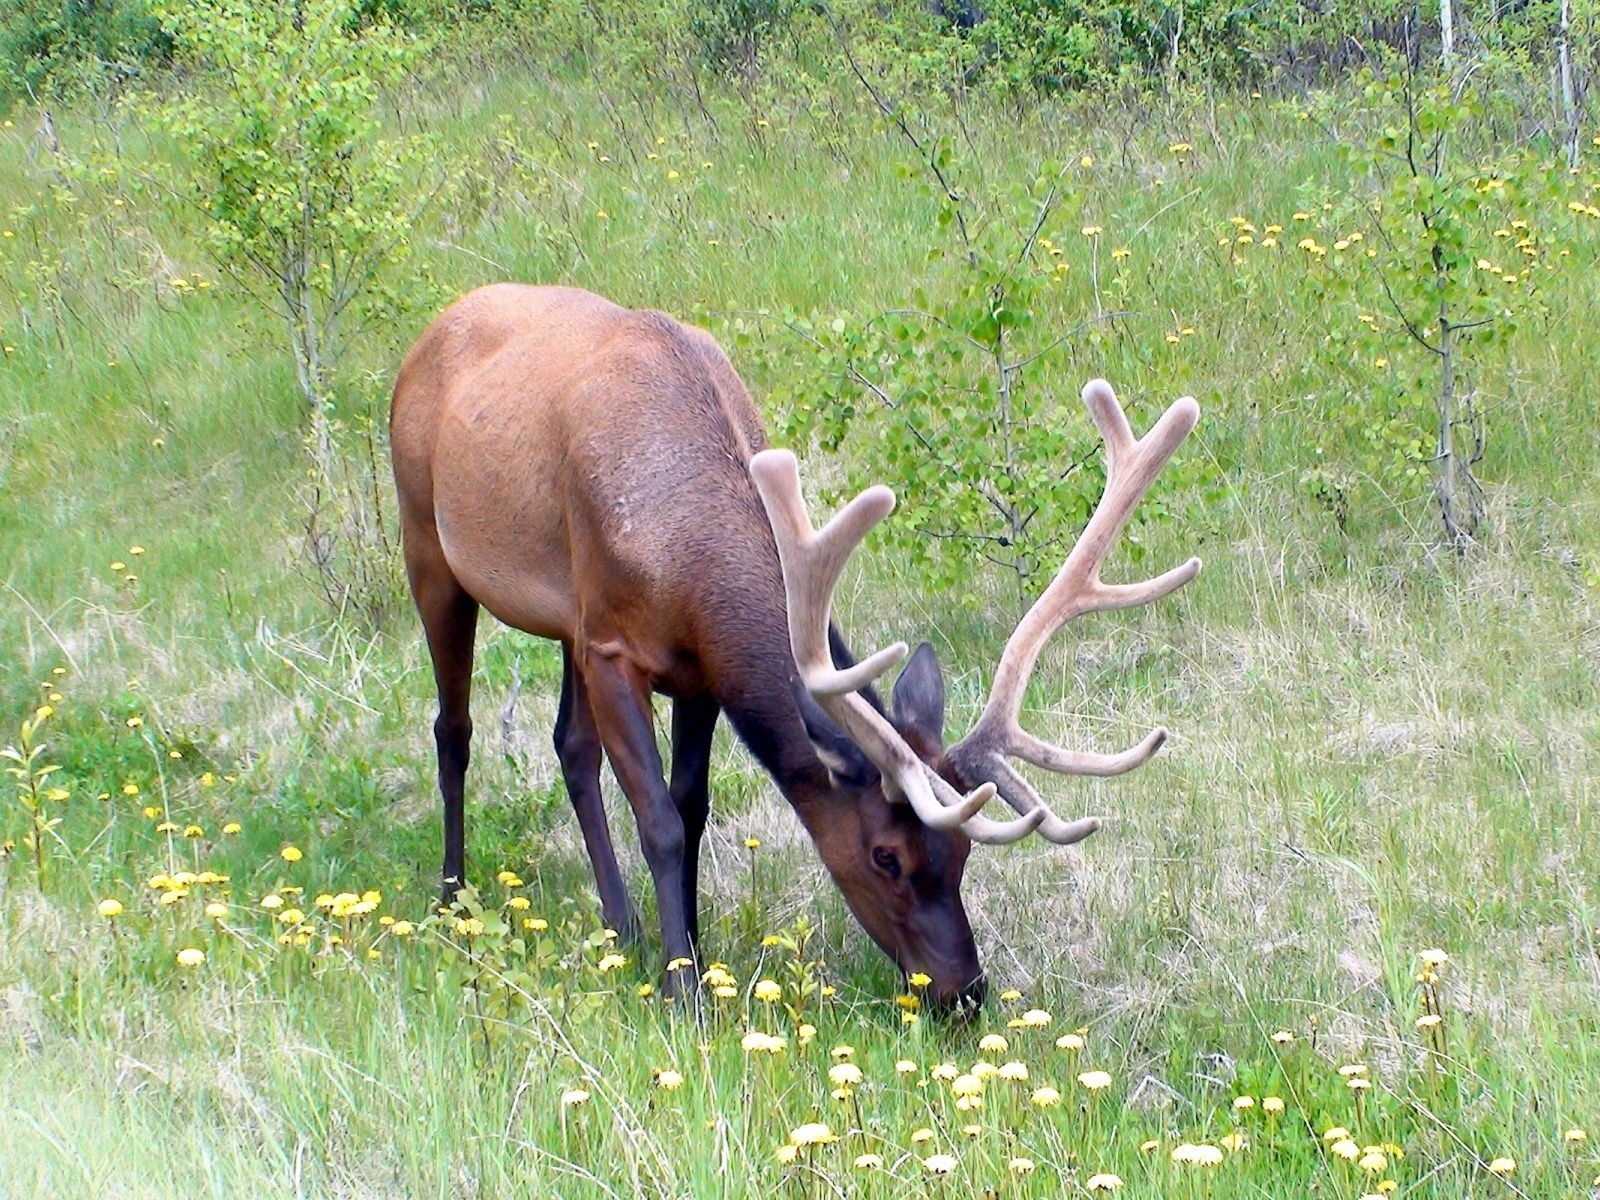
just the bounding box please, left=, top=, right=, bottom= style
left=391, top=284, right=1199, bottom=1007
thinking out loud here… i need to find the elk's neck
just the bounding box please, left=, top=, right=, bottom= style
left=697, top=559, right=836, bottom=806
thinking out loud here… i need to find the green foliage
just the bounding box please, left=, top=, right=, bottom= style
left=0, top=0, right=169, bottom=102
left=768, top=112, right=1192, bottom=604
left=150, top=0, right=450, bottom=616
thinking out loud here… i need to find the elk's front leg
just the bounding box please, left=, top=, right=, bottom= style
left=578, top=647, right=698, bottom=998
left=553, top=644, right=641, bottom=943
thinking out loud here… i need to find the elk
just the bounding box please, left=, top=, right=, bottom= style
left=390, top=283, right=1199, bottom=1008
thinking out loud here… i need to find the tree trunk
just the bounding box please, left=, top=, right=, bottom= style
left=1440, top=0, right=1454, bottom=63
left=1559, top=0, right=1579, bottom=169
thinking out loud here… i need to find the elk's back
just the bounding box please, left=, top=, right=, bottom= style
left=391, top=284, right=774, bottom=665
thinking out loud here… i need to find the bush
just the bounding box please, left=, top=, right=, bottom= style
left=0, top=0, right=169, bottom=102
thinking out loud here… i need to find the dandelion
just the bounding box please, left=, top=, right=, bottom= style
left=741, top=1032, right=786, bottom=1054
left=1360, top=1151, right=1389, bottom=1172
left=1140, top=1140, right=1160, bottom=1154
left=1346, top=1077, right=1371, bottom=1092
left=1056, top=1032, right=1085, bottom=1052
left=1262, top=1096, right=1285, bottom=1115
left=390, top=921, right=414, bottom=936
left=204, top=902, right=228, bottom=919
left=1086, top=1173, right=1124, bottom=1191
left=1415, top=1013, right=1442, bottom=1029
left=999, top=988, right=1022, bottom=1002
left=1487, top=1157, right=1516, bottom=1175
left=790, top=1122, right=836, bottom=1147
left=1077, top=1070, right=1113, bottom=1091
left=1030, top=1086, right=1062, bottom=1108
left=1234, top=1095, right=1255, bottom=1111
left=910, top=1127, right=934, bottom=1144
left=1331, top=1139, right=1360, bottom=1161
left=1324, top=1127, right=1351, bottom=1142
left=978, top=1033, right=1008, bottom=1054
left=908, top=971, right=932, bottom=988
left=97, top=898, right=124, bottom=918
left=1566, top=1128, right=1588, bottom=1144
left=923, top=1153, right=958, bottom=1175
left=280, top=846, right=302, bottom=862
left=176, top=948, right=205, bottom=967
left=831, top=1045, right=854, bottom=1061
left=895, top=1059, right=918, bottom=1075
left=597, top=953, right=627, bottom=972
left=1338, top=1064, right=1367, bottom=1077
left=222, top=822, right=241, bottom=835
left=1221, top=1132, right=1248, bottom=1152
left=559, top=1088, right=591, bottom=1109
left=998, top=1062, right=1029, bottom=1082
left=1008, top=1157, right=1035, bottom=1175
left=854, top=1153, right=882, bottom=1170
left=1082, top=225, right=1103, bottom=237
left=260, top=894, right=284, bottom=910
left=828, top=1063, right=863, bottom=1087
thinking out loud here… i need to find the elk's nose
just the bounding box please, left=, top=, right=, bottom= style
left=927, top=970, right=986, bottom=1016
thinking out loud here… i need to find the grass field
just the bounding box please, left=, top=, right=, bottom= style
left=2, top=50, right=1599, bottom=1200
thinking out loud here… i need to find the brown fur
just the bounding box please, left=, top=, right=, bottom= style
left=392, top=284, right=985, bottom=1004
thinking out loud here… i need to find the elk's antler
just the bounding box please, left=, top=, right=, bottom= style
left=749, top=450, right=1045, bottom=845
left=944, top=379, right=1201, bottom=845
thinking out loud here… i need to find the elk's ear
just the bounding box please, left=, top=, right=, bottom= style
left=891, top=642, right=946, bottom=744
left=794, top=678, right=878, bottom=789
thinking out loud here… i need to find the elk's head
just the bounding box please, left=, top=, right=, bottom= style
left=751, top=380, right=1202, bottom=1013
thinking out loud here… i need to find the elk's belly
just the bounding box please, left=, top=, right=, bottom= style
left=431, top=409, right=577, bottom=642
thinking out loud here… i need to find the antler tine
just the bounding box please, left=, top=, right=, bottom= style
left=947, top=380, right=1201, bottom=844
left=750, top=450, right=1040, bottom=841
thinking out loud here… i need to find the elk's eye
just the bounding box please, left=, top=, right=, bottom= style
left=871, top=847, right=902, bottom=880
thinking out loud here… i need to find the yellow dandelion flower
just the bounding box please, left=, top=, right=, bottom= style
left=1263, top=1096, right=1285, bottom=1114
left=951, top=1073, right=984, bottom=1098
left=1056, top=1032, right=1085, bottom=1051
left=1086, top=1173, right=1123, bottom=1190
left=1221, top=1131, right=1248, bottom=1152
left=978, top=1034, right=1008, bottom=1054
left=1008, top=1157, right=1035, bottom=1175
left=908, top=971, right=932, bottom=988
left=790, top=1122, right=835, bottom=1147
left=911, top=1127, right=935, bottom=1144
left=829, top=1063, right=863, bottom=1087
left=1331, top=1139, right=1360, bottom=1161
left=1030, top=1086, right=1062, bottom=1108
left=204, top=902, right=228, bottom=919
left=1360, top=1151, right=1389, bottom=1172
left=923, top=1153, right=958, bottom=1175
left=1488, top=1157, right=1515, bottom=1175
left=559, top=1088, right=590, bottom=1109
left=853, top=1153, right=882, bottom=1170
left=222, top=822, right=241, bottom=835
left=1077, top=1070, right=1112, bottom=1091
left=280, top=846, right=302, bottom=862
left=175, top=948, right=205, bottom=967
left=97, top=898, right=124, bottom=918
left=895, top=1059, right=918, bottom=1074
left=1234, top=1095, right=1255, bottom=1111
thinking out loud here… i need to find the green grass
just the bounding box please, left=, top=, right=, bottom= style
left=3, top=57, right=1600, bottom=1199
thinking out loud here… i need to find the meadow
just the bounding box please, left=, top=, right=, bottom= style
left=2, top=14, right=1600, bottom=1198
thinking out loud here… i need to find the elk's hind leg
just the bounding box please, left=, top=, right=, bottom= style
left=405, top=539, right=479, bottom=908
left=554, top=644, right=641, bottom=943
left=669, top=693, right=719, bottom=952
